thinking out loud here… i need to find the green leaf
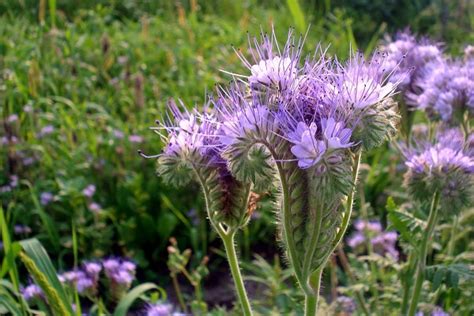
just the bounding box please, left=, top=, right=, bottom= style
left=0, top=206, right=20, bottom=292
left=286, top=0, right=306, bottom=33
left=20, top=238, right=73, bottom=315
left=426, top=264, right=474, bottom=290
left=113, top=283, right=160, bottom=316
left=386, top=197, right=426, bottom=248
left=0, top=295, right=22, bottom=316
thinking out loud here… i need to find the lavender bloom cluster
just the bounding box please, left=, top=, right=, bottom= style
left=155, top=30, right=400, bottom=200
left=347, top=220, right=399, bottom=260
left=403, top=127, right=473, bottom=211
left=384, top=31, right=474, bottom=123
left=22, top=257, right=136, bottom=303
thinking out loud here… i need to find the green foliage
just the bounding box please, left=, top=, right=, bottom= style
left=426, top=264, right=474, bottom=291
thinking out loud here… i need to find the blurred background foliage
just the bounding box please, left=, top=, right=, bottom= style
left=0, top=0, right=472, bottom=291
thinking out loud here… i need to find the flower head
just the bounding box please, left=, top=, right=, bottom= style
left=21, top=284, right=43, bottom=301
left=403, top=127, right=473, bottom=212
left=146, top=302, right=173, bottom=316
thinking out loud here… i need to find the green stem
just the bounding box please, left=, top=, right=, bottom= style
left=221, top=232, right=253, bottom=316
left=401, top=253, right=416, bottom=315
left=274, top=160, right=305, bottom=285
left=171, top=274, right=187, bottom=313
left=407, top=191, right=440, bottom=316
left=331, top=151, right=362, bottom=250
left=304, top=269, right=322, bottom=316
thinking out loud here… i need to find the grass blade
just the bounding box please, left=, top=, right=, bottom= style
left=0, top=206, right=20, bottom=292
left=286, top=0, right=307, bottom=33
left=20, top=238, right=73, bottom=315
left=113, top=283, right=160, bottom=316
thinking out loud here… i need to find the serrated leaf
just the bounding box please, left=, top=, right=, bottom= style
left=433, top=268, right=444, bottom=291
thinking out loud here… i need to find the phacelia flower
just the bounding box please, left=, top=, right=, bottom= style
left=382, top=31, right=442, bottom=93
left=82, top=184, right=96, bottom=197
left=403, top=127, right=473, bottom=212
left=347, top=220, right=399, bottom=260
left=334, top=296, right=356, bottom=314
left=40, top=192, right=54, bottom=206
left=21, top=284, right=43, bottom=301
left=407, top=58, right=474, bottom=122
left=146, top=302, right=173, bottom=316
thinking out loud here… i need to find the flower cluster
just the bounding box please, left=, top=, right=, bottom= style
left=403, top=127, right=473, bottom=212
left=23, top=257, right=135, bottom=305
left=347, top=220, right=399, bottom=260
left=407, top=57, right=474, bottom=122
left=150, top=30, right=402, bottom=293
left=383, top=31, right=473, bottom=123
left=382, top=31, right=442, bottom=94
left=145, top=302, right=174, bottom=316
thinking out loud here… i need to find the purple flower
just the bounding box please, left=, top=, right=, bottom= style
left=347, top=232, right=365, bottom=248
left=347, top=220, right=399, bottom=260
left=88, top=202, right=102, bottom=213
left=407, top=57, right=473, bottom=122
left=103, top=258, right=136, bottom=287
left=9, top=175, right=18, bottom=188
left=21, top=284, right=43, bottom=301
left=83, top=261, right=102, bottom=281
left=7, top=114, right=18, bottom=123
left=14, top=225, right=32, bottom=235
left=82, top=184, right=96, bottom=197
left=321, top=117, right=353, bottom=149
left=129, top=135, right=143, bottom=143
left=249, top=56, right=298, bottom=91
left=146, top=302, right=173, bottom=316
left=288, top=122, right=327, bottom=168
left=334, top=296, right=356, bottom=314
left=38, top=125, right=54, bottom=137
left=113, top=129, right=125, bottom=139
left=24, top=104, right=33, bottom=113
left=382, top=31, right=442, bottom=93
left=40, top=192, right=54, bottom=206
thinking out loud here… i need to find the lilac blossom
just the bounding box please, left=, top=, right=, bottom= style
left=14, top=224, right=32, bottom=235
left=146, top=303, right=173, bottom=316
left=382, top=31, right=442, bottom=93
left=403, top=126, right=473, bottom=211
left=347, top=220, right=399, bottom=260
left=334, top=296, right=356, bottom=314
left=129, top=135, right=143, bottom=143
left=40, top=192, right=54, bottom=206
left=103, top=258, right=136, bottom=287
left=407, top=58, right=474, bottom=122
left=113, top=129, right=125, bottom=139
left=248, top=56, right=298, bottom=91
left=38, top=125, right=54, bottom=137
left=21, top=284, right=43, bottom=301
left=288, top=122, right=327, bottom=168
left=88, top=202, right=102, bottom=213
left=82, top=184, right=96, bottom=197
left=7, top=114, right=19, bottom=123
left=23, top=104, right=33, bottom=113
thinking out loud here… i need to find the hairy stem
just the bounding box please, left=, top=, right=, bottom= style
left=304, top=269, right=323, bottom=316
left=331, top=150, right=362, bottom=250
left=275, top=160, right=305, bottom=285
left=221, top=231, right=253, bottom=316
left=408, top=191, right=440, bottom=316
